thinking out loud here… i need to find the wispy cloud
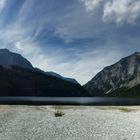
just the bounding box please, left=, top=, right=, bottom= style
left=0, top=0, right=6, bottom=12
left=103, top=0, right=140, bottom=24
left=0, top=0, right=139, bottom=84
left=81, top=0, right=102, bottom=12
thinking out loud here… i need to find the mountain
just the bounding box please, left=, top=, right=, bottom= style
left=0, top=49, right=89, bottom=97
left=0, top=49, right=33, bottom=69
left=34, top=68, right=78, bottom=84
left=0, top=66, right=89, bottom=97
left=0, top=48, right=79, bottom=84
left=46, top=72, right=78, bottom=84
left=84, top=52, right=140, bottom=97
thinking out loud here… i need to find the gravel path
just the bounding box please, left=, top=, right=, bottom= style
left=0, top=106, right=140, bottom=140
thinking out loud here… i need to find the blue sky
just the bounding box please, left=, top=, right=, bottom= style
left=0, top=0, right=140, bottom=84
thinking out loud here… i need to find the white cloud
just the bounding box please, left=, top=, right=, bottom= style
left=0, top=0, right=6, bottom=12
left=0, top=22, right=124, bottom=85
left=54, top=2, right=103, bottom=41
left=0, top=0, right=139, bottom=85
left=68, top=48, right=123, bottom=84
left=103, top=0, right=140, bottom=24
left=14, top=41, right=22, bottom=50
left=81, top=0, right=102, bottom=11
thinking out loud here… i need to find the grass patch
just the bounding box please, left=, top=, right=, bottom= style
left=118, top=107, right=135, bottom=112
left=53, top=106, right=64, bottom=117
left=95, top=106, right=139, bottom=112
left=33, top=106, right=47, bottom=111
left=54, top=110, right=64, bottom=117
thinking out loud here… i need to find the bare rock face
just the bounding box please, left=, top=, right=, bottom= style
left=84, top=52, right=140, bottom=96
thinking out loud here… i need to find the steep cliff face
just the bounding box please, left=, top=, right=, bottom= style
left=84, top=52, right=140, bottom=97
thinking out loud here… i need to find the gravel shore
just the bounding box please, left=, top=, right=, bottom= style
left=0, top=106, right=140, bottom=140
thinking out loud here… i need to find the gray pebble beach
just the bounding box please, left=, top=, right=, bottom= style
left=0, top=106, right=140, bottom=140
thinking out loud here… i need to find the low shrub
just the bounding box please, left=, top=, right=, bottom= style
left=54, top=110, right=64, bottom=117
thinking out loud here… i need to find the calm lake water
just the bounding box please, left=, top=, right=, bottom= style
left=0, top=97, right=140, bottom=105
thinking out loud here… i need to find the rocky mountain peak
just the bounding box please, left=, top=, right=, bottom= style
left=84, top=52, right=140, bottom=96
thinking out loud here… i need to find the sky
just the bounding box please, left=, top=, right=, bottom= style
left=0, top=0, right=140, bottom=85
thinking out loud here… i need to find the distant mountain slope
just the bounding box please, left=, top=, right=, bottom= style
left=34, top=68, right=79, bottom=84
left=106, top=84, right=140, bottom=98
left=84, top=52, right=140, bottom=97
left=0, top=49, right=80, bottom=84
left=46, top=72, right=78, bottom=84
left=0, top=49, right=89, bottom=97
left=0, top=66, right=89, bottom=97
left=0, top=49, right=33, bottom=69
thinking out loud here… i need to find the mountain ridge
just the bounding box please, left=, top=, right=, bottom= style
left=84, top=52, right=140, bottom=97
left=0, top=49, right=78, bottom=85
left=0, top=48, right=89, bottom=97
left=0, top=65, right=89, bottom=97
left=0, top=49, right=33, bottom=69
